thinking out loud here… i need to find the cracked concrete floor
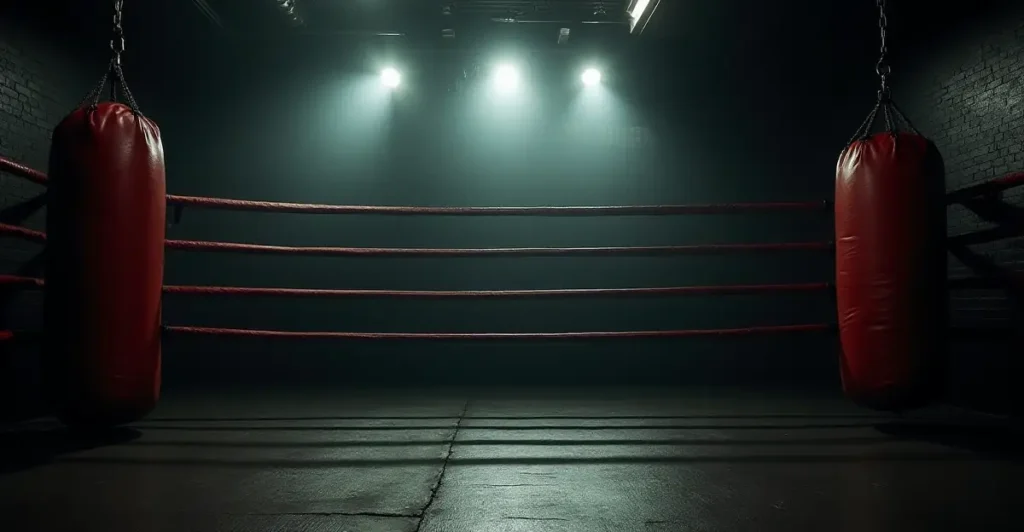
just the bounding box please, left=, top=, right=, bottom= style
left=1, top=387, right=1021, bottom=531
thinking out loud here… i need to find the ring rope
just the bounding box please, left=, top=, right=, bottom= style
left=0, top=324, right=833, bottom=343
left=0, top=224, right=831, bottom=256
left=162, top=323, right=833, bottom=340
left=945, top=172, right=1024, bottom=204
left=0, top=223, right=45, bottom=243
left=0, top=155, right=828, bottom=216
left=0, top=154, right=833, bottom=343
left=0, top=275, right=830, bottom=298
left=6, top=156, right=1024, bottom=215
left=165, top=239, right=833, bottom=257
left=0, top=157, right=48, bottom=186
left=163, top=282, right=831, bottom=298
left=166, top=195, right=828, bottom=216
left=0, top=275, right=44, bottom=288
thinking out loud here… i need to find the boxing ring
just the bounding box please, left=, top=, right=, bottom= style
left=3, top=5, right=1023, bottom=530
left=0, top=149, right=839, bottom=425
left=0, top=153, right=834, bottom=342
left=3, top=149, right=1022, bottom=415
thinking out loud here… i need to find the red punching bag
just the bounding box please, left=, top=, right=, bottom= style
left=835, top=130, right=946, bottom=411
left=45, top=95, right=165, bottom=426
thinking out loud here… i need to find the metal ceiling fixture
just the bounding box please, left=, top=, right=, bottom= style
left=272, top=0, right=304, bottom=26
left=557, top=27, right=571, bottom=44
left=626, top=0, right=660, bottom=34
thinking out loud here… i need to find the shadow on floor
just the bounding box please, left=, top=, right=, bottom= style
left=0, top=426, right=141, bottom=474
left=875, top=421, right=1024, bottom=459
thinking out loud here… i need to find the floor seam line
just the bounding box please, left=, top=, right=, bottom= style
left=412, top=399, right=469, bottom=531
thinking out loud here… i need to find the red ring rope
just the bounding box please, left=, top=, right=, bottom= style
left=0, top=156, right=47, bottom=186
left=946, top=172, right=1024, bottom=204
left=0, top=224, right=830, bottom=256
left=163, top=323, right=832, bottom=340
left=165, top=240, right=832, bottom=256
left=0, top=223, right=45, bottom=243
left=162, top=282, right=830, bottom=298
left=0, top=324, right=834, bottom=343
left=0, top=275, right=830, bottom=298
left=0, top=154, right=835, bottom=347
left=166, top=195, right=828, bottom=216
left=0, top=275, right=44, bottom=288
left=0, top=155, right=829, bottom=216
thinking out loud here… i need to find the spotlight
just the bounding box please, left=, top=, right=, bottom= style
left=581, top=68, right=602, bottom=86
left=629, top=0, right=652, bottom=21
left=493, top=64, right=519, bottom=92
left=380, top=67, right=401, bottom=89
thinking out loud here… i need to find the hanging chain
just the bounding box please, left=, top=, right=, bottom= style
left=77, top=0, right=140, bottom=113
left=847, top=0, right=920, bottom=145
left=111, top=0, right=125, bottom=66
left=109, top=0, right=125, bottom=101
left=875, top=0, right=891, bottom=101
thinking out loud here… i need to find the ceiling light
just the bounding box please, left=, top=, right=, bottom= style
left=493, top=64, right=519, bottom=92
left=381, top=67, right=401, bottom=89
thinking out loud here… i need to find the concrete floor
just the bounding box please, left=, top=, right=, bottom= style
left=1, top=387, right=1020, bottom=531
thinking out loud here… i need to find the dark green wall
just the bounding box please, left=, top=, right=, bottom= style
left=131, top=33, right=845, bottom=388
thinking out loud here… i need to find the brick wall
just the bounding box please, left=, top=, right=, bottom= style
left=1, top=15, right=96, bottom=262
left=902, top=3, right=1024, bottom=414
left=0, top=11, right=95, bottom=420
